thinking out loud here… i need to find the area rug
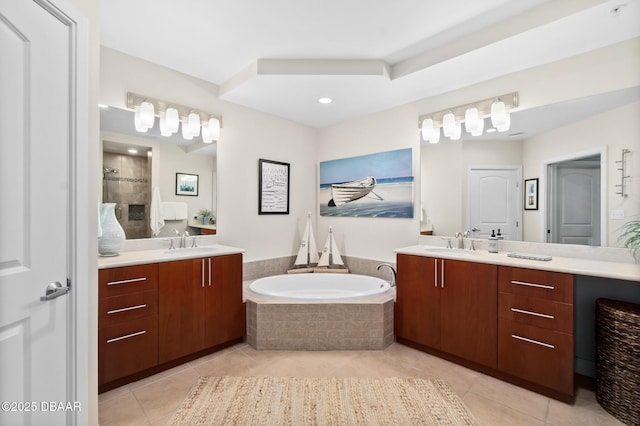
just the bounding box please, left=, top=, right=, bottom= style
left=168, top=376, right=477, bottom=425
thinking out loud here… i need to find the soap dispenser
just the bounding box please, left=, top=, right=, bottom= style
left=488, top=230, right=499, bottom=253
left=496, top=229, right=504, bottom=240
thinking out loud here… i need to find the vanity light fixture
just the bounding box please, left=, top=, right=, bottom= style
left=418, top=92, right=518, bottom=142
left=442, top=112, right=456, bottom=138
left=127, top=92, right=223, bottom=143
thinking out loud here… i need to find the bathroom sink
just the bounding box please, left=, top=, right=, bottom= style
left=163, top=247, right=217, bottom=255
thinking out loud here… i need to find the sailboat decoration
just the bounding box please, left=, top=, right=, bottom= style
left=314, top=226, right=349, bottom=273
left=288, top=212, right=319, bottom=273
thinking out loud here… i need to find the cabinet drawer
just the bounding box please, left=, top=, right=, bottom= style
left=498, top=319, right=573, bottom=395
left=99, top=264, right=158, bottom=298
left=99, top=290, right=158, bottom=327
left=498, top=267, right=573, bottom=303
left=499, top=293, right=572, bottom=333
left=99, top=315, right=158, bottom=384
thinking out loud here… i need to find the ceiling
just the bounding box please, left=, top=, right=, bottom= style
left=99, top=0, right=640, bottom=129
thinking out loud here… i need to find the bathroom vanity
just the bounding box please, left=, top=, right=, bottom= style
left=394, top=245, right=639, bottom=403
left=98, top=245, right=244, bottom=393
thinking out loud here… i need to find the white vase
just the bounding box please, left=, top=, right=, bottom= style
left=99, top=203, right=125, bottom=256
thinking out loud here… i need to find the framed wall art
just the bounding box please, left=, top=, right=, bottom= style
left=524, top=178, right=539, bottom=210
left=319, top=148, right=414, bottom=218
left=176, top=172, right=199, bottom=196
left=259, top=159, right=290, bottom=214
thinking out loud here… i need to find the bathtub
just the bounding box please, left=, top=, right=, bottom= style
left=249, top=273, right=391, bottom=300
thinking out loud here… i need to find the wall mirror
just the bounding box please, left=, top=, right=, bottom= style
left=420, top=86, right=640, bottom=247
left=100, top=106, right=217, bottom=240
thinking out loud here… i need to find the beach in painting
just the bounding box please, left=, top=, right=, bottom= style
left=319, top=148, right=414, bottom=218
left=319, top=178, right=414, bottom=218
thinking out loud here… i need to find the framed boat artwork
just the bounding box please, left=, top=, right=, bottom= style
left=259, top=159, right=290, bottom=214
left=319, top=148, right=414, bottom=218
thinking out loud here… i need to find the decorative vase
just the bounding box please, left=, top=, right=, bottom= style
left=203, top=216, right=211, bottom=225
left=99, top=203, right=125, bottom=256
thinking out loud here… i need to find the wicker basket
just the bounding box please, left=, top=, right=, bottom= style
left=596, top=298, right=640, bottom=426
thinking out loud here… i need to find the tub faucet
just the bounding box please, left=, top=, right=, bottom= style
left=376, top=263, right=397, bottom=287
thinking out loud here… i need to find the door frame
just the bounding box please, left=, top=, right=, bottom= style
left=47, top=0, right=94, bottom=423
left=466, top=165, right=523, bottom=241
left=541, top=146, right=607, bottom=245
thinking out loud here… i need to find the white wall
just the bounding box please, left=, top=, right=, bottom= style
left=100, top=48, right=318, bottom=261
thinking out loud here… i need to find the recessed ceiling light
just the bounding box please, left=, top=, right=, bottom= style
left=318, top=97, right=332, bottom=104
left=128, top=149, right=138, bottom=154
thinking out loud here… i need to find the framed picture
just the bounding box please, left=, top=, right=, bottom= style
left=319, top=148, right=414, bottom=218
left=259, top=159, right=290, bottom=214
left=176, top=172, right=199, bottom=196
left=524, top=178, right=538, bottom=210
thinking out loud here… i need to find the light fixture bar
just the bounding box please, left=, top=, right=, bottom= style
left=126, top=92, right=223, bottom=128
left=418, top=92, right=518, bottom=127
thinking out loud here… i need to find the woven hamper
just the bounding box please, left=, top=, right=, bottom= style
left=596, top=298, right=640, bottom=426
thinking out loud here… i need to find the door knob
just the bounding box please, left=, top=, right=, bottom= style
left=40, top=280, right=69, bottom=301
left=471, top=228, right=480, bottom=232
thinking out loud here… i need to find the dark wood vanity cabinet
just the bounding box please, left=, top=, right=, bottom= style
left=98, top=264, right=159, bottom=389
left=98, top=253, right=244, bottom=392
left=395, top=254, right=497, bottom=368
left=159, top=253, right=244, bottom=363
left=497, top=266, right=574, bottom=398
left=396, top=254, right=575, bottom=401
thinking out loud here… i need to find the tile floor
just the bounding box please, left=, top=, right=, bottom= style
left=99, top=343, right=624, bottom=425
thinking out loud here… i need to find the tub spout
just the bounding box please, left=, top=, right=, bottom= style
left=376, top=263, right=396, bottom=287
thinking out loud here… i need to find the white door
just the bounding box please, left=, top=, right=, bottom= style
left=551, top=163, right=601, bottom=245
left=0, top=1, right=79, bottom=424
left=468, top=167, right=522, bottom=240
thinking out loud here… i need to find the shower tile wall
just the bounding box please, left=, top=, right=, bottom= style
left=103, top=152, right=151, bottom=239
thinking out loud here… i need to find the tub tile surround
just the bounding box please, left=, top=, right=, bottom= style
left=243, top=255, right=396, bottom=281
left=246, top=300, right=394, bottom=350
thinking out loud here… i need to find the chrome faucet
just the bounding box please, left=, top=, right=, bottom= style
left=181, top=230, right=189, bottom=248
left=455, top=231, right=464, bottom=249
left=376, top=263, right=397, bottom=287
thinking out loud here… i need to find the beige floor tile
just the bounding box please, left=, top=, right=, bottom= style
left=98, top=392, right=148, bottom=426
left=98, top=385, right=131, bottom=404
left=467, top=374, right=549, bottom=421
left=132, top=367, right=201, bottom=425
left=546, top=387, right=625, bottom=426
left=463, top=391, right=544, bottom=426
left=192, top=347, right=257, bottom=377
left=128, top=362, right=195, bottom=391
left=98, top=342, right=607, bottom=425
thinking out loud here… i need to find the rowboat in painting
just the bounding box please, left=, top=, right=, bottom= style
left=328, top=176, right=378, bottom=206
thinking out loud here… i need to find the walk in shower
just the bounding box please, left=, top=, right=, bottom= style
left=102, top=151, right=151, bottom=239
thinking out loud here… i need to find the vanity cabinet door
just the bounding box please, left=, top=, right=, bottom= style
left=159, top=254, right=244, bottom=363
left=203, top=253, right=244, bottom=348
left=395, top=254, right=497, bottom=368
left=440, top=259, right=497, bottom=368
left=395, top=254, right=440, bottom=348
left=158, top=259, right=205, bottom=363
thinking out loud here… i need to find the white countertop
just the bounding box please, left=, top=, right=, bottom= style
left=98, top=244, right=245, bottom=269
left=395, top=245, right=640, bottom=282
